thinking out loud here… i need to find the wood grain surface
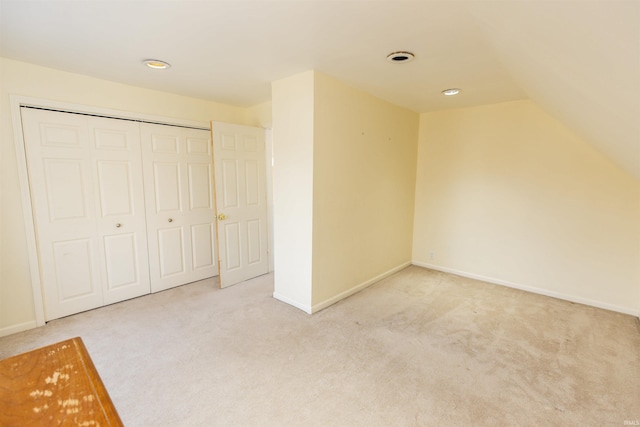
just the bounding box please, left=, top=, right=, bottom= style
left=0, top=337, right=123, bottom=426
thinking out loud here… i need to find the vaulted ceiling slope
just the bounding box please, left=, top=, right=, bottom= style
left=470, top=1, right=640, bottom=181
left=1, top=1, right=638, bottom=178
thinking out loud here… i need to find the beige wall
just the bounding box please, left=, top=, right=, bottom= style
left=413, top=100, right=640, bottom=314
left=311, top=72, right=418, bottom=307
left=0, top=57, right=249, bottom=335
left=245, top=101, right=273, bottom=129
left=271, top=71, right=418, bottom=312
left=271, top=71, right=315, bottom=310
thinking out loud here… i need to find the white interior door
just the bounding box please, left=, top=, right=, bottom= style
left=21, top=108, right=150, bottom=320
left=212, top=122, right=269, bottom=288
left=141, top=123, right=217, bottom=292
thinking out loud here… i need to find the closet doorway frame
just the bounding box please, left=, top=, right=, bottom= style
left=10, top=95, right=211, bottom=327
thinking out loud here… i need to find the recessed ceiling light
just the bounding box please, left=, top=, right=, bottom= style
left=442, top=88, right=461, bottom=96
left=386, top=51, right=415, bottom=63
left=143, top=59, right=171, bottom=69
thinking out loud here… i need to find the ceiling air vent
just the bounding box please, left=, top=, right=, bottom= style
left=386, top=51, right=415, bottom=63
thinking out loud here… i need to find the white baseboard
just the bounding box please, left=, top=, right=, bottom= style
left=310, top=262, right=412, bottom=313
left=0, top=320, right=38, bottom=338
left=273, top=292, right=312, bottom=314
left=412, top=261, right=640, bottom=317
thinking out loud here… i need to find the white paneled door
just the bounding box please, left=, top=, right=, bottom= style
left=212, top=122, right=269, bottom=287
left=141, top=124, right=217, bottom=292
left=21, top=108, right=151, bottom=320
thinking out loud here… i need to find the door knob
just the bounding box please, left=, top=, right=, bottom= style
left=115, top=223, right=122, bottom=228
left=168, top=218, right=173, bottom=222
left=217, top=213, right=227, bottom=221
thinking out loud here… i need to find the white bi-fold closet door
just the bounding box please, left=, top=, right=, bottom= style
left=141, top=123, right=216, bottom=292
left=21, top=107, right=216, bottom=321
left=22, top=108, right=150, bottom=320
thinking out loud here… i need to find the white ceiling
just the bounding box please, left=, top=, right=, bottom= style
left=1, top=1, right=639, bottom=178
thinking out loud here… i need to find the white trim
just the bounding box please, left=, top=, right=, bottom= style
left=273, top=262, right=412, bottom=314
left=0, top=320, right=38, bottom=338
left=412, top=261, right=640, bottom=317
left=264, top=128, right=274, bottom=273
left=310, top=262, right=412, bottom=313
left=273, top=292, right=312, bottom=314
left=10, top=96, right=46, bottom=327
left=9, top=95, right=212, bottom=329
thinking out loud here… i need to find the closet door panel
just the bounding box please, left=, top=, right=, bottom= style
left=142, top=125, right=191, bottom=292
left=51, top=239, right=96, bottom=299
left=153, top=162, right=183, bottom=212
left=157, top=227, right=186, bottom=277
left=90, top=116, right=150, bottom=305
left=103, top=233, right=140, bottom=289
left=96, top=161, right=134, bottom=217
left=21, top=109, right=103, bottom=320
left=191, top=223, right=215, bottom=271
left=142, top=124, right=217, bottom=293
left=183, top=128, right=217, bottom=281
left=188, top=163, right=213, bottom=210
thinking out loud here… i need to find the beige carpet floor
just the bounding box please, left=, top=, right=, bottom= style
left=1, top=266, right=639, bottom=426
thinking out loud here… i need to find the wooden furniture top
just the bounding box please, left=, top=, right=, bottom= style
left=0, top=337, right=123, bottom=426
